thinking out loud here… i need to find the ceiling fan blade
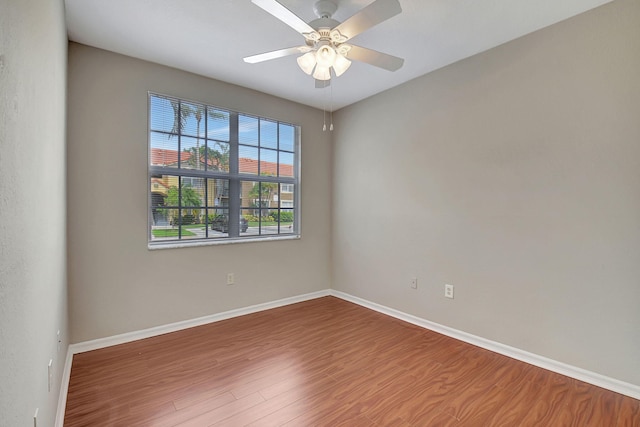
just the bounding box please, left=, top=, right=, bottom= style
left=333, top=0, right=401, bottom=41
left=345, top=45, right=404, bottom=71
left=315, top=79, right=331, bottom=89
left=244, top=46, right=311, bottom=64
left=252, top=0, right=317, bottom=37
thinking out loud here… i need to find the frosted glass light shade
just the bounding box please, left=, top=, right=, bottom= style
left=332, top=54, right=351, bottom=77
left=297, top=52, right=316, bottom=75
left=315, top=44, right=336, bottom=68
left=313, top=65, right=331, bottom=81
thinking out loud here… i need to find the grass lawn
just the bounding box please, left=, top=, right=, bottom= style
left=152, top=228, right=196, bottom=237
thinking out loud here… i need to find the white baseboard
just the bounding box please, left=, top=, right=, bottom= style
left=69, top=290, right=330, bottom=354
left=55, top=348, right=74, bottom=427
left=330, top=290, right=640, bottom=400
left=55, top=289, right=330, bottom=426
left=55, top=288, right=639, bottom=426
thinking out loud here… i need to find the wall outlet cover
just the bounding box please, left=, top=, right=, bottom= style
left=445, top=284, right=454, bottom=299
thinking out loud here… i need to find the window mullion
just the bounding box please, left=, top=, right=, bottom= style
left=204, top=106, right=209, bottom=238
left=228, top=112, right=240, bottom=236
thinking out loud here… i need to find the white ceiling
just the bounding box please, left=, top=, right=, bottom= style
left=65, top=0, right=612, bottom=110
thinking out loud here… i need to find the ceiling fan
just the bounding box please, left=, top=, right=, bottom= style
left=244, top=0, right=404, bottom=85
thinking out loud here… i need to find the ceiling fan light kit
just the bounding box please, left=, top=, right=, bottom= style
left=245, top=0, right=404, bottom=83
left=297, top=39, right=350, bottom=81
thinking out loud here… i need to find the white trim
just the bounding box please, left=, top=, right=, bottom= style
left=55, top=348, right=74, bottom=427
left=330, top=290, right=640, bottom=400
left=148, top=234, right=301, bottom=250
left=55, top=289, right=330, bottom=425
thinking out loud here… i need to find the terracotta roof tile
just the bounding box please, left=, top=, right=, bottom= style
left=151, top=148, right=292, bottom=177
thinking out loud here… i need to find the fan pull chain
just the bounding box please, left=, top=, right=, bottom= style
left=330, top=81, right=334, bottom=131
left=322, top=79, right=327, bottom=131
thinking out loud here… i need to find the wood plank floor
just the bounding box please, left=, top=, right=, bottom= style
left=64, top=296, right=640, bottom=426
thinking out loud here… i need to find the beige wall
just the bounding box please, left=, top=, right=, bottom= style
left=332, top=0, right=640, bottom=386
left=0, top=0, right=68, bottom=425
left=67, top=43, right=332, bottom=343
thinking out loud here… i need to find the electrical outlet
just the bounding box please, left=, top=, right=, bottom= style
left=227, top=273, right=235, bottom=285
left=410, top=278, right=417, bottom=289
left=444, top=284, right=454, bottom=299
left=48, top=359, right=53, bottom=392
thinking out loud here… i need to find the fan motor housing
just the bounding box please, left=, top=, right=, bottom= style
left=313, top=0, right=337, bottom=18
left=309, top=17, right=340, bottom=32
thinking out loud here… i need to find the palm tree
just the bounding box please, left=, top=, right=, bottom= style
left=208, top=141, right=230, bottom=171
left=249, top=175, right=278, bottom=217
left=171, top=101, right=203, bottom=170
left=171, top=101, right=230, bottom=215
left=166, top=184, right=203, bottom=224
left=182, top=144, right=229, bottom=171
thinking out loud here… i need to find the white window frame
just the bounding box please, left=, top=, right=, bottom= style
left=148, top=93, right=300, bottom=248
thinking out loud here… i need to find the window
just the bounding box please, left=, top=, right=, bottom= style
left=148, top=93, right=299, bottom=246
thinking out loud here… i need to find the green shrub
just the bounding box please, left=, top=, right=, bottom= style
left=278, top=211, right=294, bottom=222
left=271, top=211, right=293, bottom=222
left=182, top=214, right=196, bottom=225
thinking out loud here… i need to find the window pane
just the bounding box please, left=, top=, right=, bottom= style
left=150, top=176, right=170, bottom=229
left=241, top=208, right=256, bottom=236
left=260, top=149, right=278, bottom=176
left=207, top=109, right=229, bottom=141
left=181, top=137, right=205, bottom=170
left=180, top=177, right=205, bottom=206
left=178, top=176, right=205, bottom=239
left=239, top=115, right=259, bottom=146
left=279, top=209, right=295, bottom=234
left=155, top=175, right=179, bottom=209
left=240, top=181, right=255, bottom=208
left=150, top=175, right=178, bottom=241
left=262, top=209, right=279, bottom=235
left=209, top=209, right=229, bottom=237
left=181, top=102, right=207, bottom=137
left=279, top=123, right=295, bottom=152
left=280, top=184, right=295, bottom=209
left=279, top=151, right=294, bottom=177
left=150, top=95, right=176, bottom=134
left=280, top=183, right=294, bottom=194
left=208, top=178, right=229, bottom=208
left=242, top=181, right=275, bottom=209
left=239, top=145, right=259, bottom=175
left=150, top=132, right=178, bottom=167
left=206, top=141, right=230, bottom=172
left=260, top=119, right=278, bottom=149
left=242, top=179, right=278, bottom=237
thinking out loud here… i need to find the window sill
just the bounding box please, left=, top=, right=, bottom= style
left=148, top=234, right=301, bottom=250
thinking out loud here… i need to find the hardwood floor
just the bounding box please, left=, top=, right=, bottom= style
left=64, top=296, right=639, bottom=426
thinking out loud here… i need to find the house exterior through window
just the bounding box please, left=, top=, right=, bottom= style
left=148, top=93, right=299, bottom=246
